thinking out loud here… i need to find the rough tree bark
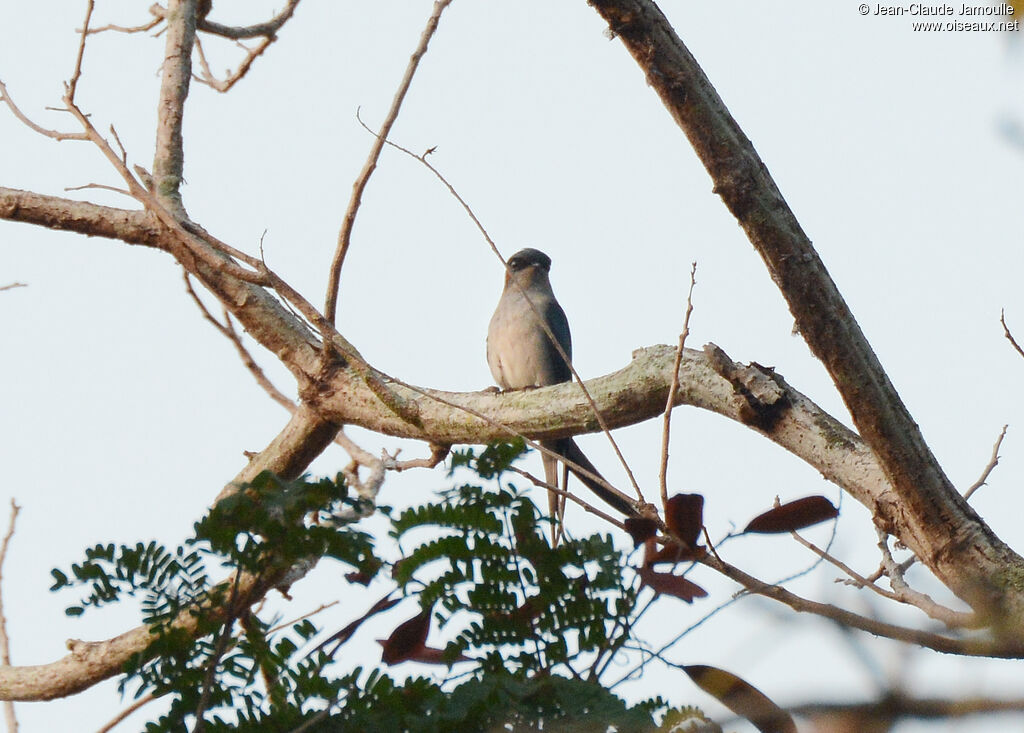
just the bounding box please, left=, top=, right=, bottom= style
left=586, top=0, right=1024, bottom=623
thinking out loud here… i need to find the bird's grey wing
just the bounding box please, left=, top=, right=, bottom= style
left=537, top=297, right=573, bottom=385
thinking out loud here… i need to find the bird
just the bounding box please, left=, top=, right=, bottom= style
left=486, top=248, right=634, bottom=536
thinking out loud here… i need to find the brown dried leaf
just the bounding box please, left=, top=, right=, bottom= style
left=344, top=571, right=374, bottom=586
left=683, top=664, right=796, bottom=733
left=665, top=493, right=704, bottom=547
left=638, top=565, right=708, bottom=603
left=644, top=539, right=705, bottom=566
left=744, top=495, right=839, bottom=534
left=379, top=605, right=432, bottom=665
left=624, top=517, right=659, bottom=546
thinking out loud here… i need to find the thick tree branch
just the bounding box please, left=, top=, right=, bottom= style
left=0, top=187, right=322, bottom=375
left=0, top=187, right=162, bottom=245
left=0, top=188, right=949, bottom=531
left=585, top=0, right=1024, bottom=620
left=152, top=0, right=197, bottom=211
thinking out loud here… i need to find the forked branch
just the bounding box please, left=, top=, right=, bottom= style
left=586, top=0, right=1024, bottom=620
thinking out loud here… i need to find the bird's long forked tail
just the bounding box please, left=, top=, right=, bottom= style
left=539, top=437, right=636, bottom=544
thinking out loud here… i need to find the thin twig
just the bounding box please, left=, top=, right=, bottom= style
left=94, top=693, right=157, bottom=733
left=267, top=601, right=339, bottom=636
left=658, top=262, right=696, bottom=507
left=183, top=273, right=295, bottom=411
left=1001, top=309, right=1024, bottom=361
left=0, top=500, right=20, bottom=733
left=383, top=444, right=451, bottom=472
left=701, top=552, right=1019, bottom=657
left=67, top=0, right=95, bottom=102
left=197, top=0, right=302, bottom=40
left=61, top=93, right=277, bottom=288
left=324, top=0, right=454, bottom=324
left=0, top=79, right=88, bottom=141
left=0, top=283, right=26, bottom=292
left=874, top=526, right=979, bottom=628
left=964, top=425, right=1008, bottom=501
left=790, top=531, right=899, bottom=601
left=64, top=183, right=132, bottom=196
left=87, top=5, right=163, bottom=36
left=109, top=126, right=128, bottom=166
left=331, top=429, right=386, bottom=510
left=194, top=34, right=275, bottom=92
left=507, top=466, right=625, bottom=529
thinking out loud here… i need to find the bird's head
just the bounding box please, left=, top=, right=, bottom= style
left=504, top=248, right=553, bottom=288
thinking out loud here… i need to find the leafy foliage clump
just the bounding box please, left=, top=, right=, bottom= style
left=51, top=443, right=698, bottom=731
left=51, top=472, right=379, bottom=731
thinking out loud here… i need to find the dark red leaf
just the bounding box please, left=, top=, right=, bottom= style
left=344, top=571, right=373, bottom=586
left=665, top=493, right=704, bottom=547
left=638, top=565, right=708, bottom=603
left=644, top=539, right=705, bottom=566
left=683, top=664, right=796, bottom=733
left=380, top=605, right=432, bottom=665
left=744, top=495, right=839, bottom=534
left=624, top=517, right=659, bottom=546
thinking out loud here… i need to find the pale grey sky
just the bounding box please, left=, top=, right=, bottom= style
left=2, top=2, right=1023, bottom=731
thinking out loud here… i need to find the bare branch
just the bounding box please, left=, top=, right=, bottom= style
left=701, top=552, right=1024, bottom=658
left=152, top=0, right=198, bottom=212
left=183, top=273, right=295, bottom=412
left=873, top=526, right=979, bottom=628
left=508, top=466, right=625, bottom=529
left=193, top=34, right=276, bottom=92
left=0, top=80, right=88, bottom=141
left=324, top=0, right=454, bottom=324
left=0, top=501, right=19, bottom=732
left=197, top=0, right=301, bottom=40
left=1001, top=309, right=1024, bottom=361
left=87, top=13, right=162, bottom=37
left=658, top=262, right=696, bottom=506
left=791, top=530, right=900, bottom=600
left=964, top=424, right=1008, bottom=501
left=587, top=0, right=1023, bottom=620
left=66, top=0, right=96, bottom=102
left=63, top=183, right=132, bottom=196
left=794, top=530, right=978, bottom=629
left=0, top=283, right=26, bottom=292
left=331, top=429, right=385, bottom=509
left=95, top=693, right=156, bottom=733
left=384, top=444, right=451, bottom=472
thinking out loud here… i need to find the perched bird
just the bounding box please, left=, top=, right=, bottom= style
left=486, top=248, right=633, bottom=532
